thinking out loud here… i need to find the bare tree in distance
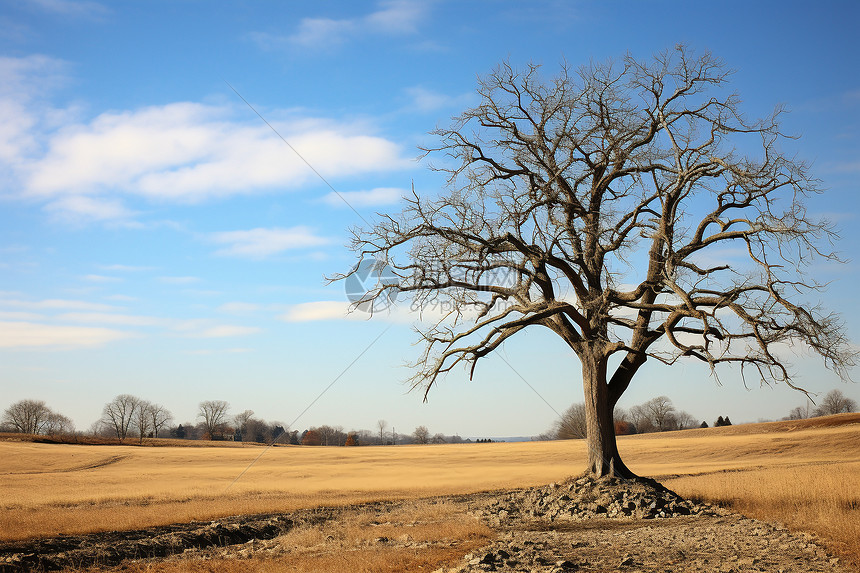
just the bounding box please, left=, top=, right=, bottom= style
left=340, top=46, right=855, bottom=477
left=198, top=400, right=230, bottom=440
left=786, top=405, right=808, bottom=420
left=147, top=403, right=173, bottom=439
left=813, top=389, right=857, bottom=416
left=377, top=419, right=388, bottom=444
left=413, top=425, right=430, bottom=444
left=641, top=396, right=676, bottom=432
left=2, top=399, right=52, bottom=434
left=43, top=411, right=74, bottom=436
left=233, top=409, right=254, bottom=441
left=554, top=403, right=588, bottom=439
left=673, top=410, right=698, bottom=430
left=102, top=394, right=142, bottom=442
left=132, top=400, right=153, bottom=443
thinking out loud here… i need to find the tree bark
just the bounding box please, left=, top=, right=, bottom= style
left=581, top=351, right=636, bottom=478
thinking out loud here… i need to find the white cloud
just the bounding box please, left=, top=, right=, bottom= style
left=0, top=320, right=131, bottom=348
left=286, top=18, right=356, bottom=48
left=404, top=86, right=473, bottom=113
left=280, top=300, right=417, bottom=323
left=0, top=55, right=68, bottom=166
left=158, top=276, right=200, bottom=285
left=280, top=300, right=355, bottom=322
left=27, top=0, right=109, bottom=18
left=365, top=0, right=425, bottom=33
left=81, top=274, right=123, bottom=283
left=99, top=264, right=155, bottom=272
left=24, top=103, right=409, bottom=204
left=0, top=298, right=118, bottom=311
left=44, top=195, right=140, bottom=226
left=105, top=294, right=138, bottom=302
left=55, top=312, right=164, bottom=326
left=274, top=0, right=427, bottom=49
left=321, top=187, right=404, bottom=208
left=0, top=311, right=45, bottom=321
left=209, top=226, right=331, bottom=258
left=0, top=56, right=412, bottom=225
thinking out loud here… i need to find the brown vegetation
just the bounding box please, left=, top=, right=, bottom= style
left=1, top=414, right=858, bottom=566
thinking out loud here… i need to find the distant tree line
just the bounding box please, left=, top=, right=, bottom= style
left=546, top=395, right=734, bottom=440
left=0, top=399, right=73, bottom=436
left=1, top=396, right=484, bottom=446
left=783, top=390, right=857, bottom=421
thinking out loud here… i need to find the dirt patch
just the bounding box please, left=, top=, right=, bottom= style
left=2, top=455, right=129, bottom=476
left=0, top=477, right=852, bottom=573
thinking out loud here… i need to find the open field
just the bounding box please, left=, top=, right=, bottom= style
left=2, top=413, right=859, bottom=568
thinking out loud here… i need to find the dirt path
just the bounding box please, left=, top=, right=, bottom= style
left=0, top=476, right=852, bottom=572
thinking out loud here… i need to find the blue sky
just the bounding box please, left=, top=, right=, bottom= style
left=1, top=0, right=858, bottom=438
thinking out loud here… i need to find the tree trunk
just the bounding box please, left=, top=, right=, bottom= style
left=581, top=351, right=636, bottom=478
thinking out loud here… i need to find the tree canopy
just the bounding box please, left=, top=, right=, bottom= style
left=342, top=46, right=854, bottom=477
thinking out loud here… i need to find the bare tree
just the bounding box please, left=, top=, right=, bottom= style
left=813, top=389, right=858, bottom=416
left=43, top=411, right=74, bottom=436
left=233, top=409, right=254, bottom=441
left=102, top=394, right=142, bottom=442
left=786, top=406, right=807, bottom=420
left=629, top=404, right=655, bottom=434
left=132, top=400, right=153, bottom=443
left=642, top=396, right=677, bottom=431
left=341, top=46, right=854, bottom=477
left=198, top=400, right=230, bottom=440
left=316, top=424, right=345, bottom=446
left=377, top=419, right=388, bottom=444
left=413, top=425, right=430, bottom=444
left=674, top=410, right=698, bottom=430
left=554, top=403, right=588, bottom=439
left=2, top=399, right=52, bottom=434
left=148, top=403, right=173, bottom=439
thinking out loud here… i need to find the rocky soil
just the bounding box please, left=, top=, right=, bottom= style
left=447, top=474, right=851, bottom=572
left=1, top=475, right=852, bottom=572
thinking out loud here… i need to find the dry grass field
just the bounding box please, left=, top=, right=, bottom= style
left=2, top=413, right=858, bottom=568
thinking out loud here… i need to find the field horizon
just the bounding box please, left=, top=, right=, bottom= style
left=2, top=413, right=859, bottom=567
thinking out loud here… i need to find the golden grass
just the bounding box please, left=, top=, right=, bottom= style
left=664, top=463, right=860, bottom=568
left=0, top=440, right=585, bottom=541
left=2, top=414, right=859, bottom=566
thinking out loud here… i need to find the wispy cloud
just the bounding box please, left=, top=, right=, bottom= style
left=44, top=195, right=140, bottom=226
left=209, top=226, right=331, bottom=259
left=321, top=187, right=404, bottom=208
left=0, top=56, right=412, bottom=225
left=25, top=103, right=409, bottom=201
left=80, top=274, right=123, bottom=283
left=55, top=312, right=164, bottom=326
left=0, top=320, right=131, bottom=348
left=255, top=0, right=428, bottom=50
left=99, top=264, right=155, bottom=272
left=27, top=0, right=109, bottom=19
left=403, top=86, right=473, bottom=113
left=158, top=276, right=200, bottom=285
left=0, top=297, right=118, bottom=312
left=280, top=300, right=355, bottom=322
left=279, top=300, right=416, bottom=323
